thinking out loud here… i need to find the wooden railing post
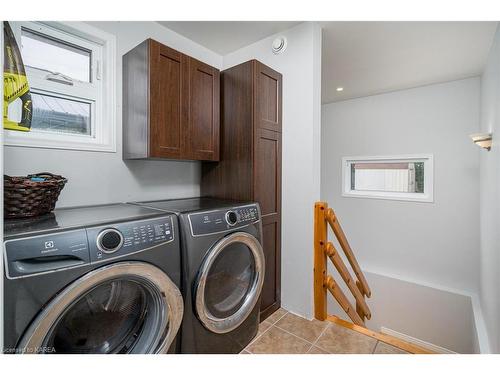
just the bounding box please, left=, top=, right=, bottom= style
left=314, top=202, right=327, bottom=321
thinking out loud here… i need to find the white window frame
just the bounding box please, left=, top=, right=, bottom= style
left=4, top=21, right=116, bottom=152
left=342, top=154, right=434, bottom=203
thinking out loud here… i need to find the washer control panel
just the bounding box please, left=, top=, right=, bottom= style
left=189, top=204, right=259, bottom=236
left=4, top=215, right=176, bottom=279
left=87, top=216, right=175, bottom=262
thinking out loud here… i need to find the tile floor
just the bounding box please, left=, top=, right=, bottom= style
left=242, top=308, right=409, bottom=354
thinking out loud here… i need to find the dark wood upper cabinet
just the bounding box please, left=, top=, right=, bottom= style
left=150, top=42, right=185, bottom=159
left=185, top=58, right=220, bottom=161
left=123, top=39, right=219, bottom=161
left=201, top=60, right=282, bottom=321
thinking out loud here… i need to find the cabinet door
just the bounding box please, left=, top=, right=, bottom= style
left=185, top=57, right=220, bottom=161
left=149, top=41, right=186, bottom=159
left=254, top=128, right=282, bottom=319
left=260, top=214, right=282, bottom=319
left=254, top=61, right=282, bottom=133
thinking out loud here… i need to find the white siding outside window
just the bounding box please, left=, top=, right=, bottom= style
left=342, top=154, right=434, bottom=202
left=355, top=168, right=411, bottom=192
left=4, top=22, right=116, bottom=152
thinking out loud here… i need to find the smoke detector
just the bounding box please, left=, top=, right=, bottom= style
left=272, top=37, right=287, bottom=54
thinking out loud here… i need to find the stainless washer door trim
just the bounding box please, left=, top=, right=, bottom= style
left=195, top=232, right=265, bottom=334
left=18, top=262, right=184, bottom=354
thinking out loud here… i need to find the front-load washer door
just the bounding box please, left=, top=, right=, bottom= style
left=18, top=262, right=183, bottom=354
left=195, top=232, right=265, bottom=334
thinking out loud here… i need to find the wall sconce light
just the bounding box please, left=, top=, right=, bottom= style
left=470, top=133, right=492, bottom=151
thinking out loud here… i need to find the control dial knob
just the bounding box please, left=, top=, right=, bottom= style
left=225, top=211, right=238, bottom=226
left=97, top=228, right=124, bottom=254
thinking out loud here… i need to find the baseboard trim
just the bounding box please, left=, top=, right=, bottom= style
left=380, top=327, right=456, bottom=354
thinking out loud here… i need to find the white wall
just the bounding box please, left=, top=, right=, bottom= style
left=3, top=21, right=223, bottom=207
left=223, top=22, right=322, bottom=319
left=479, top=25, right=500, bottom=354
left=321, top=78, right=481, bottom=294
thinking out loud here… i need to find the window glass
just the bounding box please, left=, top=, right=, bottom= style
left=21, top=27, right=91, bottom=83
left=31, top=92, right=91, bottom=136
left=350, top=161, right=425, bottom=193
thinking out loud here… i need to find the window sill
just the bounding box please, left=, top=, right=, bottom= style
left=4, top=131, right=116, bottom=153
left=342, top=190, right=434, bottom=203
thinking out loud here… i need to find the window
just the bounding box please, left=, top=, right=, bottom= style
left=342, top=155, right=434, bottom=202
left=4, top=22, right=116, bottom=152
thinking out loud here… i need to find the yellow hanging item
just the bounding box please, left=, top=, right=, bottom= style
left=3, top=21, right=32, bottom=131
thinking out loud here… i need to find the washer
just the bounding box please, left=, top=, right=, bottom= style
left=134, top=198, right=265, bottom=354
left=3, top=203, right=184, bottom=354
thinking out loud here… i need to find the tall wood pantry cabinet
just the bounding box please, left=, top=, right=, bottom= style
left=123, top=39, right=220, bottom=161
left=201, top=60, right=282, bottom=321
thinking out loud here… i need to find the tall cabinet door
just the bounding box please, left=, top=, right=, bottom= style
left=254, top=61, right=282, bottom=133
left=254, top=128, right=282, bottom=319
left=253, top=61, right=282, bottom=320
left=185, top=57, right=220, bottom=161
left=149, top=41, right=185, bottom=159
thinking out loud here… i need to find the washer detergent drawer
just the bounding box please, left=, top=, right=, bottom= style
left=4, top=230, right=90, bottom=279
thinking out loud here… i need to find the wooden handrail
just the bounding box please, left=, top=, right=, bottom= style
left=325, top=208, right=371, bottom=297
left=325, top=276, right=365, bottom=326
left=325, top=242, right=371, bottom=319
left=314, top=201, right=372, bottom=327
left=356, top=280, right=367, bottom=321
left=325, top=276, right=365, bottom=327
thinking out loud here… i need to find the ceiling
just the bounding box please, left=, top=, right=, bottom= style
left=158, top=21, right=498, bottom=104
left=158, top=21, right=300, bottom=55
left=321, top=22, right=497, bottom=103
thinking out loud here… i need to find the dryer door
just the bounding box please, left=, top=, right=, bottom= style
left=195, top=232, right=265, bottom=334
left=18, top=262, right=183, bottom=354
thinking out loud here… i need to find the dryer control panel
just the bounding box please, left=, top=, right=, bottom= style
left=188, top=204, right=260, bottom=236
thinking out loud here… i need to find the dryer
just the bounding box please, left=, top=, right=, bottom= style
left=134, top=198, right=265, bottom=354
left=3, top=203, right=183, bottom=354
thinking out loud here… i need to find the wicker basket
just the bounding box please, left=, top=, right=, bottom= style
left=4, top=173, right=67, bottom=219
